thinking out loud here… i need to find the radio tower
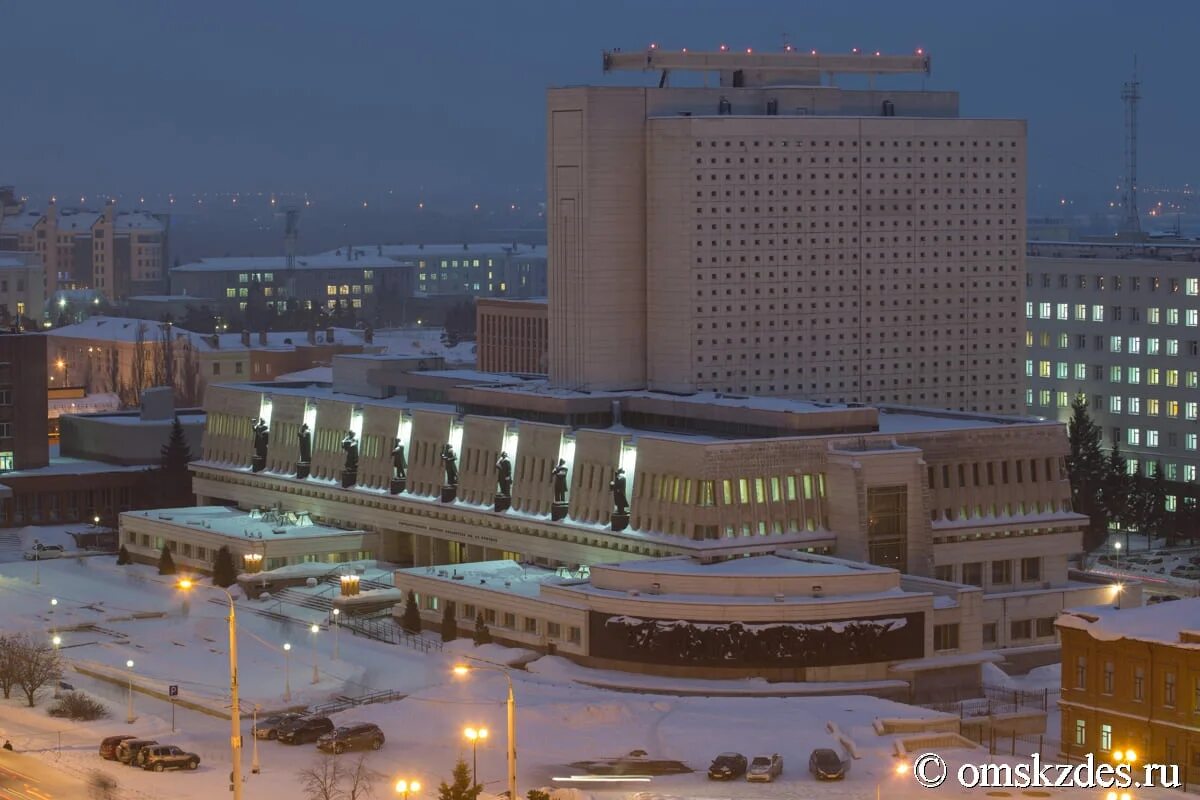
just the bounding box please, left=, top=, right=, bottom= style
left=1120, top=56, right=1142, bottom=236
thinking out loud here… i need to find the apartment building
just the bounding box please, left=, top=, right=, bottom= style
left=0, top=196, right=168, bottom=302
left=325, top=243, right=548, bottom=300
left=169, top=252, right=413, bottom=323
left=546, top=49, right=1025, bottom=414
left=1057, top=599, right=1200, bottom=783
left=1025, top=241, right=1200, bottom=507
left=0, top=332, right=49, bottom=471
left=0, top=251, right=45, bottom=323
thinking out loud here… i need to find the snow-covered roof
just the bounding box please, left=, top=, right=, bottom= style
left=1057, top=598, right=1200, bottom=647
left=171, top=253, right=408, bottom=273
left=114, top=211, right=164, bottom=232
left=122, top=505, right=365, bottom=541
left=0, top=210, right=42, bottom=233
left=324, top=243, right=546, bottom=261
left=0, top=455, right=149, bottom=481
left=608, top=552, right=884, bottom=578
left=396, top=560, right=564, bottom=600
left=275, top=366, right=333, bottom=383
left=47, top=393, right=121, bottom=418
left=55, top=211, right=101, bottom=232
left=47, top=317, right=209, bottom=347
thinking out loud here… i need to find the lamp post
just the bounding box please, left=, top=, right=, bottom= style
left=394, top=779, right=420, bottom=799
left=283, top=643, right=292, bottom=702
left=331, top=608, right=340, bottom=661
left=49, top=598, right=58, bottom=636
left=453, top=663, right=516, bottom=800
left=1114, top=540, right=1122, bottom=569
left=177, top=578, right=244, bottom=800
left=463, top=727, right=488, bottom=788
left=309, top=623, right=320, bottom=684
left=125, top=660, right=136, bottom=724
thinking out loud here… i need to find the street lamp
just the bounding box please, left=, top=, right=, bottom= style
left=463, top=727, right=488, bottom=787
left=125, top=660, right=136, bottom=724
left=283, top=643, right=292, bottom=702
left=251, top=704, right=261, bottom=775
left=879, top=759, right=909, bottom=800
left=453, top=663, right=516, bottom=800
left=331, top=608, right=341, bottom=660
left=394, top=779, right=420, bottom=799
left=177, top=578, right=244, bottom=800
left=310, top=623, right=320, bottom=684
left=1114, top=540, right=1122, bottom=568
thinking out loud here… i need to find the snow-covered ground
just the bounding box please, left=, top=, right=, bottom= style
left=0, top=554, right=1183, bottom=800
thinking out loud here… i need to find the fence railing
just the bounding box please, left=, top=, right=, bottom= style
left=339, top=614, right=443, bottom=653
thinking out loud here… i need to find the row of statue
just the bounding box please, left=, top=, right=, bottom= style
left=252, top=417, right=630, bottom=514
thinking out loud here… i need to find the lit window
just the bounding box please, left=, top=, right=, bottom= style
left=1100, top=724, right=1112, bottom=751
left=1075, top=304, right=1087, bottom=321
left=1075, top=363, right=1087, bottom=380
left=1188, top=402, right=1199, bottom=420
left=1057, top=362, right=1069, bottom=380
left=1093, top=305, right=1105, bottom=322
left=1147, top=429, right=1159, bottom=447
left=1185, top=463, right=1197, bottom=479
left=1039, top=302, right=1051, bottom=319
left=1167, top=339, right=1179, bottom=355
left=1148, top=307, right=1160, bottom=324
left=1110, top=366, right=1122, bottom=383
left=1056, top=303, right=1069, bottom=320
left=1148, top=338, right=1160, bottom=355
left=1168, top=308, right=1180, bottom=325
left=1187, top=278, right=1198, bottom=296
left=1057, top=391, right=1069, bottom=408
left=1025, top=301, right=1033, bottom=319
left=1128, top=428, right=1141, bottom=446
left=1127, top=366, right=1140, bottom=384
left=1189, top=310, right=1200, bottom=327
left=1129, top=397, right=1141, bottom=415
left=1128, top=336, right=1141, bottom=354
left=1148, top=368, right=1160, bottom=385
left=1168, top=400, right=1180, bottom=417
left=1025, top=360, right=1034, bottom=377
left=1110, top=396, right=1122, bottom=414
left=1039, top=360, right=1051, bottom=378
left=326, top=285, right=337, bottom=296
left=1039, top=389, right=1051, bottom=406
left=1110, top=336, right=1122, bottom=353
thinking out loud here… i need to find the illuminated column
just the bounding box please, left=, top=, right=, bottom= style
left=494, top=424, right=519, bottom=513
left=296, top=400, right=317, bottom=479
left=441, top=419, right=463, bottom=503
left=390, top=413, right=412, bottom=495
left=552, top=435, right=575, bottom=522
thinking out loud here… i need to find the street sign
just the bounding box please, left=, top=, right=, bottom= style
left=168, top=685, right=178, bottom=697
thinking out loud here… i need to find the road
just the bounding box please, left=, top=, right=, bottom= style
left=0, top=751, right=89, bottom=800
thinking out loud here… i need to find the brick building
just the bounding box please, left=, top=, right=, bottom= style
left=1057, top=599, right=1200, bottom=783
left=0, top=332, right=49, bottom=472
left=476, top=298, right=547, bottom=374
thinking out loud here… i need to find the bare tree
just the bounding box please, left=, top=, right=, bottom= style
left=132, top=322, right=148, bottom=405
left=0, top=634, right=17, bottom=699
left=344, top=753, right=375, bottom=800
left=11, top=633, right=63, bottom=707
left=298, top=753, right=345, bottom=800
left=157, top=322, right=177, bottom=392
left=177, top=335, right=201, bottom=406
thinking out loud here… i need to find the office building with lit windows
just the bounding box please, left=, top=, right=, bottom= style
left=323, top=243, right=547, bottom=300
left=169, top=252, right=414, bottom=323
left=1025, top=241, right=1200, bottom=509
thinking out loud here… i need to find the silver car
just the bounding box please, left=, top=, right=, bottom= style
left=746, top=753, right=783, bottom=782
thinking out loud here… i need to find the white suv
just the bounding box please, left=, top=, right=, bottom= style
left=23, top=543, right=65, bottom=560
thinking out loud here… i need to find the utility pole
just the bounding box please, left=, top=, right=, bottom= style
left=1120, top=56, right=1142, bottom=237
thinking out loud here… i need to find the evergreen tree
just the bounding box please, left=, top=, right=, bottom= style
left=212, top=545, right=238, bottom=588
left=441, top=602, right=457, bottom=643
left=401, top=590, right=422, bottom=634
left=116, top=544, right=131, bottom=566
left=1066, top=394, right=1109, bottom=551
left=160, top=416, right=194, bottom=508
left=1141, top=464, right=1170, bottom=543
left=1100, top=443, right=1131, bottom=533
left=436, top=757, right=481, bottom=800
left=472, top=613, right=492, bottom=646
left=157, top=545, right=176, bottom=575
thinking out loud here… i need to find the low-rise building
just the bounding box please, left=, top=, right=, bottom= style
left=476, top=298, right=547, bottom=375
left=1057, top=598, right=1200, bottom=777
left=393, top=552, right=988, bottom=696
left=119, top=505, right=379, bottom=574
left=329, top=243, right=547, bottom=300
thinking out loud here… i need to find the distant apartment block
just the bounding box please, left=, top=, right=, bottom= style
left=476, top=297, right=548, bottom=374
left=169, top=252, right=413, bottom=324
left=1025, top=241, right=1200, bottom=507
left=0, top=251, right=45, bottom=324
left=547, top=50, right=1025, bottom=415
left=326, top=243, right=547, bottom=299
left=0, top=189, right=169, bottom=302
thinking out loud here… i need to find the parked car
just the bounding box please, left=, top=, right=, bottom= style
left=746, top=753, right=783, bottom=782
left=23, top=543, right=64, bottom=560
left=707, top=752, right=748, bottom=781
left=808, top=748, right=849, bottom=780
left=254, top=712, right=305, bottom=740
left=1171, top=565, right=1200, bottom=580
left=141, top=745, right=200, bottom=772
left=98, top=735, right=137, bottom=760
left=116, top=738, right=157, bottom=765
left=316, top=723, right=385, bottom=754
left=277, top=716, right=334, bottom=745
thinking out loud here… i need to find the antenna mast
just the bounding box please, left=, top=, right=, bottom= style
left=1120, top=56, right=1142, bottom=235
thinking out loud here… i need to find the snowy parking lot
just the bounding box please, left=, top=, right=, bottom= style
left=0, top=554, right=1184, bottom=800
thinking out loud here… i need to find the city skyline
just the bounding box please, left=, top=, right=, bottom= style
left=3, top=0, right=1199, bottom=217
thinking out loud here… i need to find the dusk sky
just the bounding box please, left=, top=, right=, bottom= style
left=4, top=0, right=1198, bottom=213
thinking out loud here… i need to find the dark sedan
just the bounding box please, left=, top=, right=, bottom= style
left=707, top=752, right=748, bottom=781
left=809, top=748, right=848, bottom=780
